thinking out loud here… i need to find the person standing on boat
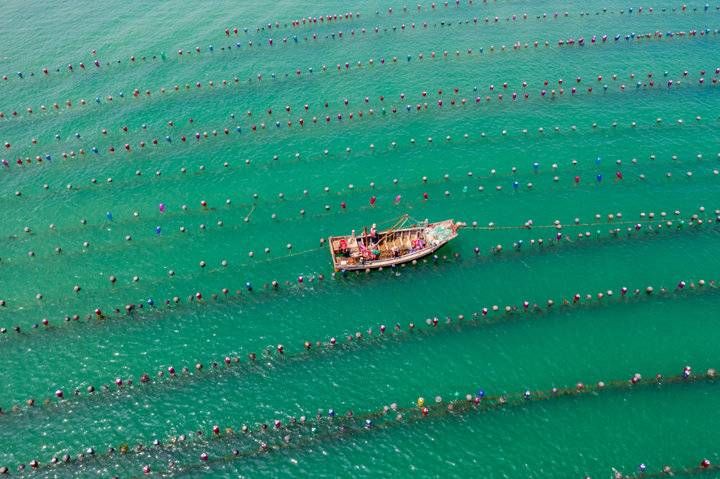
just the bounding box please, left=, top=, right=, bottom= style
left=370, top=224, right=379, bottom=244
left=338, top=238, right=350, bottom=257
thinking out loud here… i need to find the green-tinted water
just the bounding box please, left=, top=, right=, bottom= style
left=1, top=0, right=719, bottom=477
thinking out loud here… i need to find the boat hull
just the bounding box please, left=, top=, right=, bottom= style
left=328, top=219, right=459, bottom=271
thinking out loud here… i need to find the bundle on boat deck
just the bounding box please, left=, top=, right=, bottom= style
left=328, top=216, right=463, bottom=271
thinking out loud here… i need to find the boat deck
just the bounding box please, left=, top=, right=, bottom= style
left=329, top=219, right=459, bottom=270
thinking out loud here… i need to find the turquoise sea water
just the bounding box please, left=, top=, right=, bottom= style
left=1, top=1, right=720, bottom=477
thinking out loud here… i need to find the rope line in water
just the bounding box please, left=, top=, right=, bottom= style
left=3, top=198, right=718, bottom=279
left=11, top=366, right=716, bottom=476
left=151, top=367, right=720, bottom=476
left=1, top=211, right=716, bottom=349
left=226, top=4, right=720, bottom=40
left=603, top=458, right=719, bottom=478
left=0, top=206, right=716, bottom=318
left=4, top=65, right=716, bottom=156
left=3, top=158, right=718, bottom=247
left=237, top=1, right=720, bottom=34
left=1, top=3, right=716, bottom=86
left=2, top=25, right=716, bottom=127
left=3, top=140, right=719, bottom=219
left=4, top=107, right=719, bottom=179
left=1, top=1, right=713, bottom=86
left=1, top=275, right=717, bottom=425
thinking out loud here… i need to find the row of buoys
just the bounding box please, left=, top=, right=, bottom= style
left=1, top=26, right=716, bottom=123
left=220, top=13, right=720, bottom=60
left=228, top=10, right=361, bottom=35
left=0, top=115, right=716, bottom=184
left=3, top=154, right=717, bottom=248
left=0, top=272, right=717, bottom=400
left=0, top=203, right=715, bottom=321
left=7, top=1, right=674, bottom=83
left=233, top=0, right=497, bottom=35
left=0, top=2, right=710, bottom=86
left=2, top=201, right=716, bottom=286
left=4, top=14, right=706, bottom=95
left=605, top=456, right=717, bottom=479
left=221, top=5, right=718, bottom=45
left=2, top=104, right=715, bottom=175
left=3, top=139, right=718, bottom=212
left=141, top=366, right=720, bottom=475
left=4, top=36, right=717, bottom=122
left=243, top=0, right=706, bottom=36
left=3, top=165, right=717, bottom=260
left=5, top=65, right=716, bottom=151
left=5, top=148, right=718, bottom=230
left=0, top=205, right=716, bottom=337
left=10, top=364, right=717, bottom=476
left=0, top=208, right=714, bottom=313
left=3, top=160, right=718, bottom=251
left=0, top=203, right=715, bottom=320
left=1, top=82, right=720, bottom=169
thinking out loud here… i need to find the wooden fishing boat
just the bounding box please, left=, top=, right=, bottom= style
left=328, top=215, right=464, bottom=271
